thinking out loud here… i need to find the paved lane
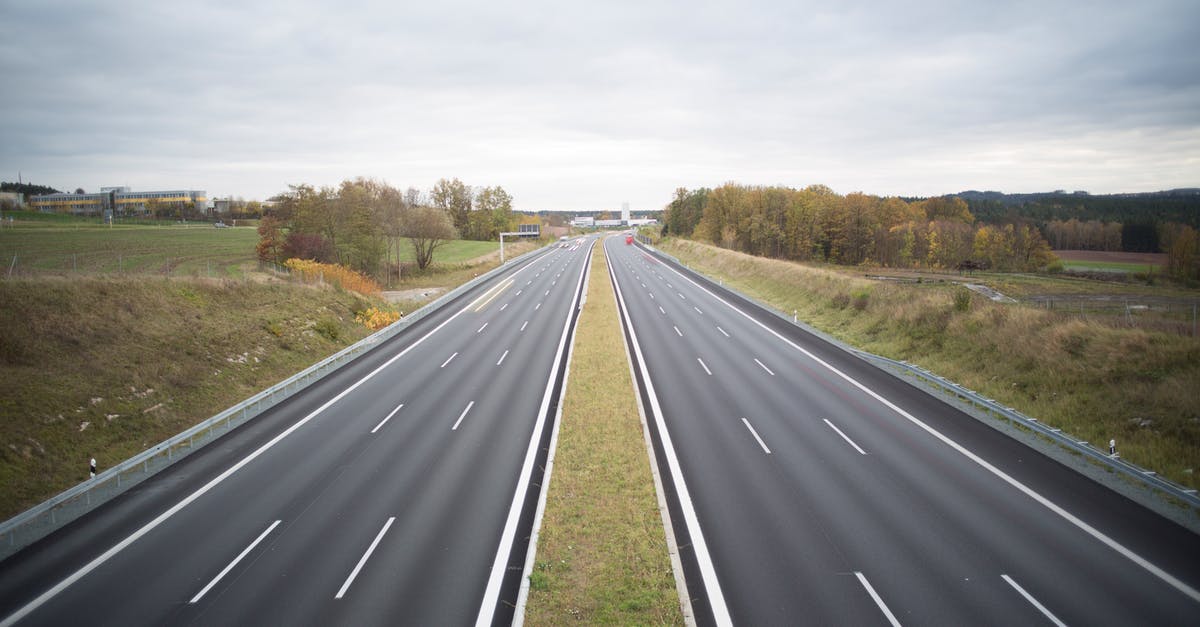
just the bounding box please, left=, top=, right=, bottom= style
left=0, top=238, right=595, bottom=626
left=606, top=236, right=1200, bottom=626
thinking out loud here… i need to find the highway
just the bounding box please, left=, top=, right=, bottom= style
left=605, top=236, right=1200, bottom=626
left=0, top=237, right=594, bottom=626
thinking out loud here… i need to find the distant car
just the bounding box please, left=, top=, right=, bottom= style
left=625, top=234, right=634, bottom=245
left=213, top=221, right=229, bottom=228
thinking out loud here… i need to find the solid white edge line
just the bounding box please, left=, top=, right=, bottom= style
left=440, top=352, right=458, bottom=368
left=371, top=403, right=404, bottom=434
left=655, top=247, right=1200, bottom=605
left=1002, top=574, right=1067, bottom=627
left=189, top=519, right=281, bottom=604
left=855, top=571, right=902, bottom=627
left=823, top=418, right=868, bottom=455
left=0, top=254, right=539, bottom=627
left=604, top=241, right=697, bottom=626
left=451, top=401, right=475, bottom=431
left=475, top=240, right=594, bottom=626
left=335, top=517, right=396, bottom=599
left=513, top=239, right=596, bottom=625
left=697, top=357, right=712, bottom=376
left=754, top=358, right=775, bottom=376
left=497, top=350, right=509, bottom=366
left=609, top=242, right=732, bottom=624
left=741, top=418, right=772, bottom=455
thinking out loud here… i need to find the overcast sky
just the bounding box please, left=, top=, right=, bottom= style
left=2, top=0, right=1197, bottom=211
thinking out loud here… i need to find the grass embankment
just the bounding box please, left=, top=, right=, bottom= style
left=0, top=277, right=382, bottom=519
left=525, top=240, right=683, bottom=625
left=658, top=238, right=1200, bottom=491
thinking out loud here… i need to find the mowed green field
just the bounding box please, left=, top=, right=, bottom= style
left=0, top=221, right=508, bottom=278
left=1061, top=259, right=1160, bottom=273
left=0, top=224, right=261, bottom=277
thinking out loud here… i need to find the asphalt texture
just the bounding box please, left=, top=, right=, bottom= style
left=0, top=238, right=594, bottom=627
left=605, top=236, right=1200, bottom=626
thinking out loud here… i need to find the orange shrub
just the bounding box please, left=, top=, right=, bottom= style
left=284, top=259, right=381, bottom=296
left=355, top=307, right=401, bottom=330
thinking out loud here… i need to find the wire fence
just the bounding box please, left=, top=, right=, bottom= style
left=1023, top=295, right=1199, bottom=336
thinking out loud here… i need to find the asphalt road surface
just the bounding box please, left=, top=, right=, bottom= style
left=605, top=235, right=1200, bottom=626
left=0, top=238, right=594, bottom=626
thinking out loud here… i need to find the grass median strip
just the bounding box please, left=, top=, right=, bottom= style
left=525, top=240, right=684, bottom=625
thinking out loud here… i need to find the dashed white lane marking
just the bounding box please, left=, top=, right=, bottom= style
left=535, top=302, right=542, bottom=310
left=855, top=571, right=901, bottom=627
left=654, top=247, right=1200, bottom=605
left=500, top=303, right=509, bottom=311
left=371, top=403, right=404, bottom=434
left=649, top=292, right=655, bottom=300
left=694, top=306, right=703, bottom=315
left=336, top=517, right=396, bottom=599
left=678, top=292, right=686, bottom=299
left=741, top=418, right=772, bottom=454
left=190, top=520, right=281, bottom=604
left=440, top=352, right=458, bottom=368
left=697, top=357, right=712, bottom=376
left=520, top=320, right=529, bottom=331
left=674, top=326, right=683, bottom=337
left=1002, top=574, right=1067, bottom=627
left=717, top=326, right=729, bottom=337
left=497, top=350, right=510, bottom=366
left=824, top=419, right=868, bottom=455
left=477, top=322, right=489, bottom=334
left=659, top=306, right=666, bottom=314
left=754, top=358, right=775, bottom=376
left=452, top=401, right=475, bottom=431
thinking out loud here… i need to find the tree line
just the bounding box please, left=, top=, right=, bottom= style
left=256, top=177, right=522, bottom=279
left=664, top=184, right=1056, bottom=272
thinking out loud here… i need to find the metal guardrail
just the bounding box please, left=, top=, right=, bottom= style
left=851, top=352, right=1200, bottom=508
left=0, top=244, right=552, bottom=560
left=635, top=241, right=1200, bottom=511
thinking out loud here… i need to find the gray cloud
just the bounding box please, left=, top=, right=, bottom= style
left=1, top=0, right=1197, bottom=209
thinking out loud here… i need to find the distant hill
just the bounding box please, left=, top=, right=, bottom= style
left=943, top=188, right=1200, bottom=227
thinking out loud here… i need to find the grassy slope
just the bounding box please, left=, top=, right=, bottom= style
left=525, top=239, right=683, bottom=625
left=658, top=238, right=1200, bottom=491
left=0, top=277, right=380, bottom=519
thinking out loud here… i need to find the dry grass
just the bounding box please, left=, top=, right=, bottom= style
left=660, top=239, right=1200, bottom=490
left=524, top=240, right=683, bottom=625
left=0, top=276, right=383, bottom=519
